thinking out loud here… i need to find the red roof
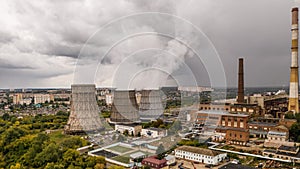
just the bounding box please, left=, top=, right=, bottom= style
left=142, top=156, right=167, bottom=165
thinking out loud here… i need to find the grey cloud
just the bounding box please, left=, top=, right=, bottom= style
left=0, top=0, right=299, bottom=88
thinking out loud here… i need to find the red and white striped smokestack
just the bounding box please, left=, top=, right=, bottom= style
left=288, top=7, right=299, bottom=113
left=237, top=58, right=244, bottom=103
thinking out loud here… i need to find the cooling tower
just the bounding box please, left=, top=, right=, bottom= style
left=65, top=84, right=104, bottom=134
left=288, top=7, right=299, bottom=113
left=237, top=58, right=245, bottom=103
left=139, top=90, right=164, bottom=121
left=110, top=90, right=140, bottom=124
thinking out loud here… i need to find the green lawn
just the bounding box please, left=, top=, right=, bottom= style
left=106, top=145, right=133, bottom=153
left=111, top=151, right=153, bottom=164
left=111, top=155, right=130, bottom=163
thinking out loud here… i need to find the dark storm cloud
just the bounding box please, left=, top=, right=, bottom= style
left=0, top=0, right=299, bottom=88
left=0, top=59, right=34, bottom=70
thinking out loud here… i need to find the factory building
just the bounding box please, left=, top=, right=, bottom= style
left=199, top=103, right=230, bottom=111
left=175, top=146, right=227, bottom=165
left=230, top=103, right=264, bottom=117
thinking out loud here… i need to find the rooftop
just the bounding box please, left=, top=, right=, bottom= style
left=278, top=145, right=298, bottom=153
left=219, top=163, right=255, bottom=169
left=268, top=131, right=287, bottom=136
left=142, top=156, right=167, bottom=165
left=197, top=111, right=249, bottom=117
left=130, top=152, right=146, bottom=159
left=248, top=121, right=277, bottom=127
left=175, top=146, right=224, bottom=156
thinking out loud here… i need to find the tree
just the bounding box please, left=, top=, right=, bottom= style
left=108, top=166, right=124, bottom=169
left=94, top=163, right=105, bottom=169
left=63, top=149, right=80, bottom=166
left=33, top=143, right=61, bottom=167
left=131, top=131, right=134, bottom=136
left=156, top=144, right=165, bottom=156
left=117, top=135, right=126, bottom=142
left=290, top=123, right=300, bottom=141
left=123, top=130, right=129, bottom=136
left=2, top=113, right=9, bottom=121
left=10, top=163, right=22, bottom=169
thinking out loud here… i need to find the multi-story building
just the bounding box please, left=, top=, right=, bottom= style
left=33, top=94, right=51, bottom=104
left=199, top=103, right=230, bottom=111
left=175, top=146, right=227, bottom=165
left=218, top=113, right=250, bottom=145
left=105, top=94, right=113, bottom=105
left=248, top=118, right=294, bottom=138
left=13, top=93, right=23, bottom=104
left=230, top=103, right=264, bottom=117
left=193, top=111, right=250, bottom=145
left=225, top=128, right=249, bottom=145
left=19, top=98, right=32, bottom=105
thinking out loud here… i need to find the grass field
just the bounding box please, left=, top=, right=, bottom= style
left=111, top=156, right=130, bottom=163
left=111, top=151, right=153, bottom=164
left=106, top=145, right=134, bottom=154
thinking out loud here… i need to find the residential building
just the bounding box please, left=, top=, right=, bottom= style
left=105, top=94, right=113, bottom=105
left=34, top=94, right=51, bottom=104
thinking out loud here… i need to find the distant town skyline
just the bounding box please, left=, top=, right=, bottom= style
left=1, top=0, right=300, bottom=88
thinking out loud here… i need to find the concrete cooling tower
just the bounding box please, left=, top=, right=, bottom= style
left=139, top=90, right=164, bottom=121
left=65, top=84, right=104, bottom=134
left=110, top=90, right=140, bottom=124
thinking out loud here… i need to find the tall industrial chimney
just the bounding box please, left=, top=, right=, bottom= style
left=237, top=58, right=244, bottom=103
left=288, top=7, right=299, bottom=113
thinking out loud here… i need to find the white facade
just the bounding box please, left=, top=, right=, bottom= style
left=175, top=146, right=227, bottom=165
left=141, top=128, right=167, bottom=138
left=20, top=98, right=32, bottom=105
left=105, top=94, right=113, bottom=105
left=267, top=131, right=288, bottom=142
left=34, top=94, right=51, bottom=104
left=115, top=124, right=142, bottom=136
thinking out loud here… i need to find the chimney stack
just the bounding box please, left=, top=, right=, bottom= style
left=288, top=7, right=299, bottom=113
left=237, top=58, right=244, bottom=103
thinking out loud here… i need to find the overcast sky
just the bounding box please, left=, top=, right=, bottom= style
left=0, top=0, right=300, bottom=89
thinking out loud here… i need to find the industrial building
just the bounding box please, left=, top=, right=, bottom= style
left=175, top=146, right=227, bottom=165
left=64, top=84, right=104, bottom=134
left=110, top=90, right=140, bottom=124
left=139, top=90, right=164, bottom=121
